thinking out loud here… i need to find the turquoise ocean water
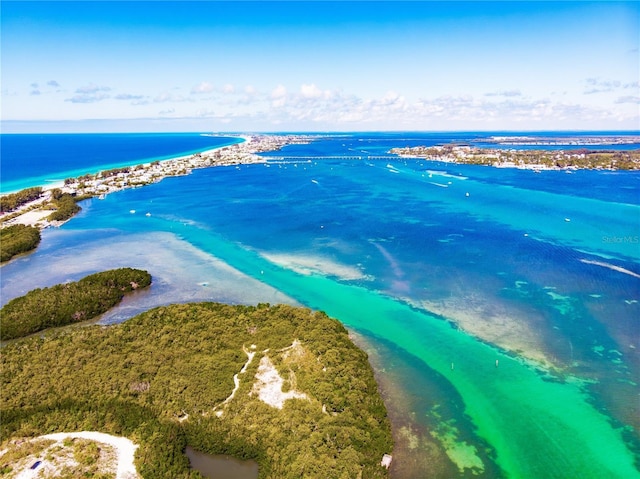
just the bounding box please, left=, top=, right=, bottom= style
left=0, top=133, right=241, bottom=193
left=1, top=132, right=639, bottom=478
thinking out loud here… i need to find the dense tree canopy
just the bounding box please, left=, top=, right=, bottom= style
left=47, top=192, right=81, bottom=222
left=1, top=302, right=393, bottom=478
left=0, top=268, right=152, bottom=340
left=0, top=187, right=43, bottom=213
left=390, top=146, right=640, bottom=169
left=0, top=224, right=41, bottom=263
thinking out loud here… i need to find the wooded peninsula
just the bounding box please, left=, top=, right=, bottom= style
left=390, top=145, right=640, bottom=170
left=0, top=268, right=152, bottom=340
left=0, top=224, right=41, bottom=263
left=1, top=301, right=393, bottom=478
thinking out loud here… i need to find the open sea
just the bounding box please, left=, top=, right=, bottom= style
left=1, top=131, right=640, bottom=478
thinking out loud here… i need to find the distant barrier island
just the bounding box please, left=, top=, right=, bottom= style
left=390, top=140, right=640, bottom=170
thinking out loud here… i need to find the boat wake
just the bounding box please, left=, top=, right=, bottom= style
left=579, top=259, right=640, bottom=279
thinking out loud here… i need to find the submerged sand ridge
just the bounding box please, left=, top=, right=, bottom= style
left=416, top=297, right=554, bottom=368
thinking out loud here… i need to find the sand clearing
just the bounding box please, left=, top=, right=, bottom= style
left=214, top=345, right=256, bottom=417
left=7, top=209, right=56, bottom=228
left=252, top=354, right=308, bottom=409
left=2, top=431, right=138, bottom=479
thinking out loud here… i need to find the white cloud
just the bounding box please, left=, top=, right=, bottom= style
left=583, top=77, right=634, bottom=94
left=254, top=83, right=632, bottom=129
left=154, top=91, right=191, bottom=103
left=195, top=108, right=217, bottom=117
left=300, top=83, right=323, bottom=99
left=380, top=91, right=406, bottom=109
left=271, top=84, right=287, bottom=107
left=485, top=89, right=522, bottom=97
left=191, top=81, right=214, bottom=94
left=615, top=95, right=640, bottom=104
left=114, top=93, right=145, bottom=100
left=299, top=83, right=333, bottom=100
left=65, top=93, right=109, bottom=103
left=64, top=83, right=112, bottom=103
left=23, top=76, right=637, bottom=130
left=75, top=84, right=111, bottom=94
left=47, top=80, right=60, bottom=87
left=271, top=84, right=287, bottom=99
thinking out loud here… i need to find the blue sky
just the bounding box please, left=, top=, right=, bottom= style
left=1, top=1, right=638, bottom=132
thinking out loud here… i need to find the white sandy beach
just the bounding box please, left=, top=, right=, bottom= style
left=1, top=134, right=309, bottom=231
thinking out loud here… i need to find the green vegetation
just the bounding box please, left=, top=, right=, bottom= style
left=1, top=437, right=113, bottom=479
left=0, top=268, right=152, bottom=340
left=0, top=187, right=43, bottom=213
left=0, top=224, right=41, bottom=263
left=99, top=166, right=131, bottom=177
left=46, top=188, right=82, bottom=222
left=1, top=302, right=393, bottom=478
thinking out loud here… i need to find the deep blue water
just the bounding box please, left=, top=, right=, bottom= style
left=0, top=133, right=240, bottom=193
left=1, top=131, right=639, bottom=478
left=259, top=133, right=640, bottom=205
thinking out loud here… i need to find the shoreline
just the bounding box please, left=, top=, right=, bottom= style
left=1, top=134, right=311, bottom=231
left=0, top=136, right=244, bottom=196
left=390, top=145, right=640, bottom=171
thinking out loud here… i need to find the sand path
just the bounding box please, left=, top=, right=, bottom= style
left=6, top=431, right=139, bottom=479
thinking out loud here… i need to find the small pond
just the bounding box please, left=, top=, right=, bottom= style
left=185, top=446, right=259, bottom=479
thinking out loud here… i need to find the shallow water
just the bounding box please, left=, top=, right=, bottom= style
left=2, top=133, right=639, bottom=478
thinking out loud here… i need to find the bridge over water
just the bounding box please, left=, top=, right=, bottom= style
left=263, top=155, right=403, bottom=161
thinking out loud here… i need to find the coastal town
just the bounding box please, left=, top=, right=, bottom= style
left=0, top=135, right=311, bottom=231
left=3, top=134, right=640, bottom=234
left=482, top=135, right=640, bottom=146
left=389, top=144, right=640, bottom=170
